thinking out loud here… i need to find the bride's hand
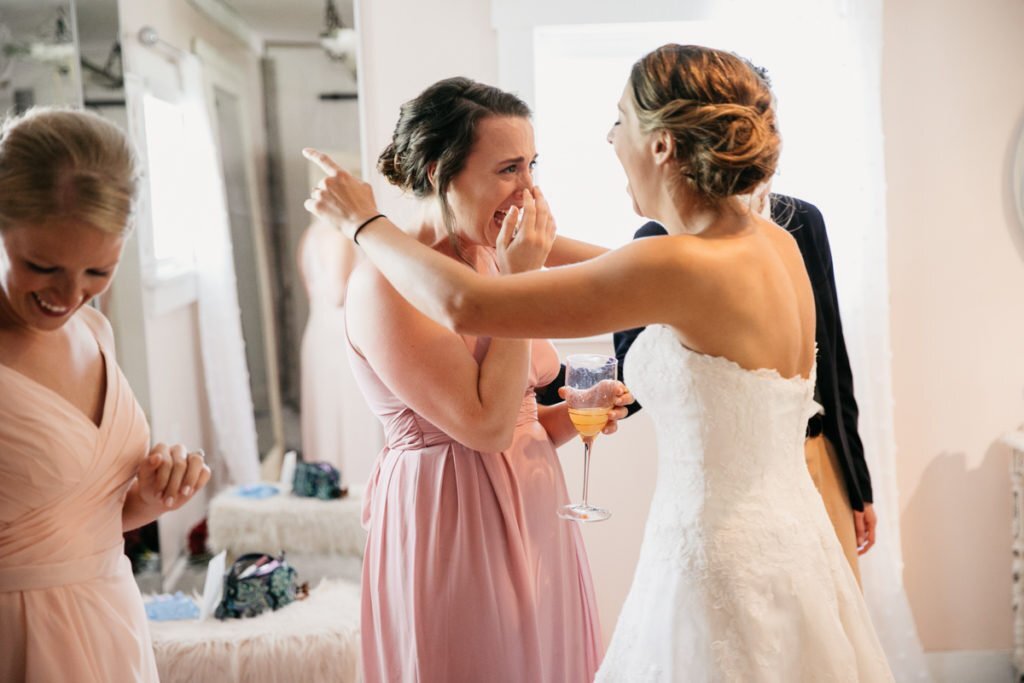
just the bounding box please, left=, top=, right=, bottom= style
left=558, top=381, right=634, bottom=436
left=303, top=147, right=380, bottom=239
left=496, top=187, right=556, bottom=274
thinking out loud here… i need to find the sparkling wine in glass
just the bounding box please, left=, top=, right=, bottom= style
left=559, top=354, right=617, bottom=523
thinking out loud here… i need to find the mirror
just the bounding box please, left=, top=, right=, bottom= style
left=0, top=0, right=81, bottom=113
left=212, top=82, right=280, bottom=457
left=4, top=0, right=371, bottom=587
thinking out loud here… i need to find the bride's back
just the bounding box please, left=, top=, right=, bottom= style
left=611, top=44, right=814, bottom=380
left=663, top=215, right=816, bottom=381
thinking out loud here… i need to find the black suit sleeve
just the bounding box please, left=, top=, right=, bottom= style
left=613, top=327, right=645, bottom=416
left=534, top=364, right=566, bottom=406
left=782, top=195, right=873, bottom=508
left=612, top=221, right=666, bottom=417
left=815, top=223, right=872, bottom=504
left=536, top=221, right=666, bottom=413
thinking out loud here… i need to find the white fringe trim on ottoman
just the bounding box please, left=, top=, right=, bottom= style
left=149, top=579, right=362, bottom=683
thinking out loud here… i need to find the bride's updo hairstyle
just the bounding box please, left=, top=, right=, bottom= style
left=377, top=77, right=530, bottom=250
left=630, top=44, right=779, bottom=202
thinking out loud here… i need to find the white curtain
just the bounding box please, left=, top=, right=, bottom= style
left=180, top=56, right=261, bottom=486
left=829, top=2, right=933, bottom=680
left=758, top=1, right=933, bottom=678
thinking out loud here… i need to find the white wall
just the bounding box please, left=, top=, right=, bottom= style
left=356, top=0, right=498, bottom=230
left=884, top=0, right=1024, bottom=653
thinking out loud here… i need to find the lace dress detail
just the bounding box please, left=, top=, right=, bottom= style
left=596, top=325, right=893, bottom=683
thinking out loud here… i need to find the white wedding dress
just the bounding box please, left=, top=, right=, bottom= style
left=596, top=325, right=894, bottom=682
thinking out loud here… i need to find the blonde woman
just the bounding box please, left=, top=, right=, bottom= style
left=0, top=108, right=210, bottom=682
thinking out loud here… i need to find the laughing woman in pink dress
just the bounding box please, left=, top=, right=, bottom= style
left=0, top=108, right=211, bottom=682
left=339, top=78, right=626, bottom=682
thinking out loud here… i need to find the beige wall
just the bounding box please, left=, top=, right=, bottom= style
left=884, top=0, right=1024, bottom=652
left=356, top=0, right=498, bottom=230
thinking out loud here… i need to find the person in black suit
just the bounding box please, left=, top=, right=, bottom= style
left=537, top=192, right=875, bottom=582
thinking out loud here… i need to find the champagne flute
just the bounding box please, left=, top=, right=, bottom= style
left=558, top=354, right=617, bottom=523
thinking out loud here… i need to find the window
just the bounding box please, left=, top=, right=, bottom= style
left=533, top=20, right=857, bottom=254
left=142, top=93, right=196, bottom=277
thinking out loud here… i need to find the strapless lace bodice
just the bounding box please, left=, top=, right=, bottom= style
left=596, top=325, right=893, bottom=683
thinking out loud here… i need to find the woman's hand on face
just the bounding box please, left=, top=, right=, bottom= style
left=136, top=443, right=211, bottom=512
left=303, top=148, right=380, bottom=239
left=496, top=187, right=556, bottom=275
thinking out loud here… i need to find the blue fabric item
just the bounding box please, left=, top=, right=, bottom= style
left=145, top=592, right=200, bottom=621
left=235, top=483, right=280, bottom=499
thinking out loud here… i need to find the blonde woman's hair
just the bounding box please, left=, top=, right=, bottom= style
left=629, top=44, right=780, bottom=202
left=0, top=107, right=140, bottom=235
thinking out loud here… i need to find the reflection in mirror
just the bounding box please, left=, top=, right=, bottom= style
left=0, top=0, right=80, bottom=112
left=74, top=0, right=123, bottom=119
left=223, top=0, right=379, bottom=483
left=213, top=83, right=278, bottom=457
left=10, top=0, right=375, bottom=600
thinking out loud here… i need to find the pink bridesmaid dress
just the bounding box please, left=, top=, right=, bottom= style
left=0, top=308, right=159, bottom=682
left=351, top=247, right=603, bottom=683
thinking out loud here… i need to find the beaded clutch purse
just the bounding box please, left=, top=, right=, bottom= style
left=214, top=552, right=305, bottom=619
left=292, top=461, right=346, bottom=500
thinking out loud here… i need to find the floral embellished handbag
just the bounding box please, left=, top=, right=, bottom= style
left=292, top=461, right=346, bottom=500
left=214, top=552, right=305, bottom=619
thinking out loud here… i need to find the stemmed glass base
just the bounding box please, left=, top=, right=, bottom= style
left=558, top=503, right=611, bottom=523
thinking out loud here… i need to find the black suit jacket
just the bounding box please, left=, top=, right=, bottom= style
left=536, top=194, right=872, bottom=510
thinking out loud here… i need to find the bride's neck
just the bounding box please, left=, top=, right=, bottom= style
left=657, top=184, right=756, bottom=239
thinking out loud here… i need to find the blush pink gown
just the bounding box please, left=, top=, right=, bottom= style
left=0, top=309, right=159, bottom=682
left=351, top=247, right=603, bottom=683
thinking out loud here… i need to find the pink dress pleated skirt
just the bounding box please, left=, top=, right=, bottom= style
left=348, top=264, right=602, bottom=682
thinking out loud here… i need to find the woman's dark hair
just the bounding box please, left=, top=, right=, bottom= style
left=377, top=77, right=531, bottom=252
left=629, top=44, right=779, bottom=202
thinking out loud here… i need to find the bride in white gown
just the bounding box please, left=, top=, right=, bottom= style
left=304, top=44, right=894, bottom=682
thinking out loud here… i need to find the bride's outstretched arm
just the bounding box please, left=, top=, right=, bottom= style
left=546, top=235, right=610, bottom=267
left=304, top=148, right=700, bottom=340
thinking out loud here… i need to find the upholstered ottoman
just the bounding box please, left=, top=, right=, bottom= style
left=207, top=485, right=366, bottom=584
left=149, top=579, right=361, bottom=682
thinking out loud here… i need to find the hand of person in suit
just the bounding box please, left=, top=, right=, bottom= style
left=855, top=503, right=877, bottom=554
